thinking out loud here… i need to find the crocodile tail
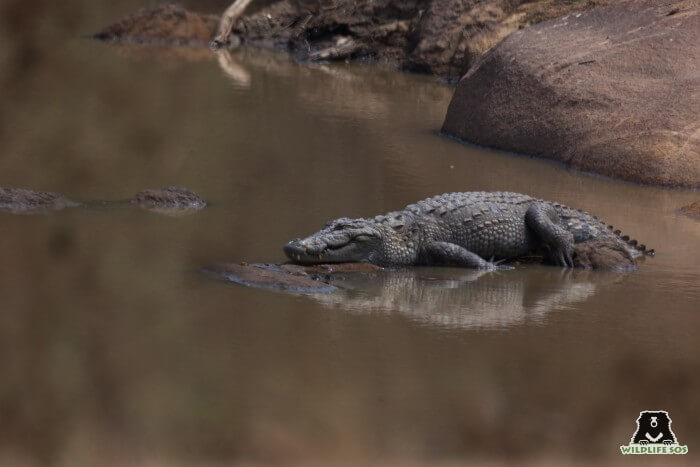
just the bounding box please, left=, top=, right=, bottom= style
left=607, top=224, right=655, bottom=256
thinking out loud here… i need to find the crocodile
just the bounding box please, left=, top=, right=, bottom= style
left=0, top=186, right=206, bottom=214
left=283, top=191, right=653, bottom=269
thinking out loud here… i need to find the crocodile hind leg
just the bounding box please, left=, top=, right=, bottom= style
left=423, top=241, right=511, bottom=270
left=525, top=203, right=575, bottom=268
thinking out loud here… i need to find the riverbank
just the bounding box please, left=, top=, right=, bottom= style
left=94, top=1, right=616, bottom=81
left=92, top=1, right=699, bottom=187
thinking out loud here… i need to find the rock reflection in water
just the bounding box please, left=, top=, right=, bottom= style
left=312, top=267, right=610, bottom=330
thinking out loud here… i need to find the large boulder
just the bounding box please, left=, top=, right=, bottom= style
left=442, top=0, right=700, bottom=188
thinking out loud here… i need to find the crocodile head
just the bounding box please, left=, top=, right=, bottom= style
left=284, top=216, right=418, bottom=266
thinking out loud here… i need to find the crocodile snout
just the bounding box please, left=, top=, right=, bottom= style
left=284, top=239, right=318, bottom=260
left=285, top=236, right=331, bottom=263
left=283, top=240, right=304, bottom=258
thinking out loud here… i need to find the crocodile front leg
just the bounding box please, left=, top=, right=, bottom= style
left=525, top=203, right=574, bottom=267
left=422, top=241, right=505, bottom=270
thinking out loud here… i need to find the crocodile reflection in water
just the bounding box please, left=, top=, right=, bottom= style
left=309, top=268, right=614, bottom=330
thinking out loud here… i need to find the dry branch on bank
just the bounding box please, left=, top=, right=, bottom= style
left=211, top=0, right=255, bottom=47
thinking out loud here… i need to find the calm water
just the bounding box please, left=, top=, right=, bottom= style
left=0, top=12, right=699, bottom=465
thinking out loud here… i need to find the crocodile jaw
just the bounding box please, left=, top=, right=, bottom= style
left=284, top=237, right=373, bottom=264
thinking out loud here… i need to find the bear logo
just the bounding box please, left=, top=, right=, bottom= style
left=631, top=410, right=677, bottom=445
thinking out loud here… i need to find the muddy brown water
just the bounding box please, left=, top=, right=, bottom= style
left=1, top=27, right=699, bottom=466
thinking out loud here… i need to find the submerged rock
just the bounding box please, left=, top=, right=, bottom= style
left=203, top=262, right=340, bottom=293
left=204, top=262, right=385, bottom=293
left=131, top=187, right=206, bottom=214
left=282, top=263, right=383, bottom=274
left=0, top=188, right=80, bottom=213
left=573, top=238, right=638, bottom=271
left=92, top=4, right=219, bottom=46
left=205, top=246, right=639, bottom=295
left=442, top=0, right=700, bottom=187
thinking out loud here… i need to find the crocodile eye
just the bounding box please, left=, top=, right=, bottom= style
left=354, top=234, right=373, bottom=242
left=392, top=224, right=404, bottom=231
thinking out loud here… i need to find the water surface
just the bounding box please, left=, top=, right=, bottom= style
left=0, top=20, right=699, bottom=465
